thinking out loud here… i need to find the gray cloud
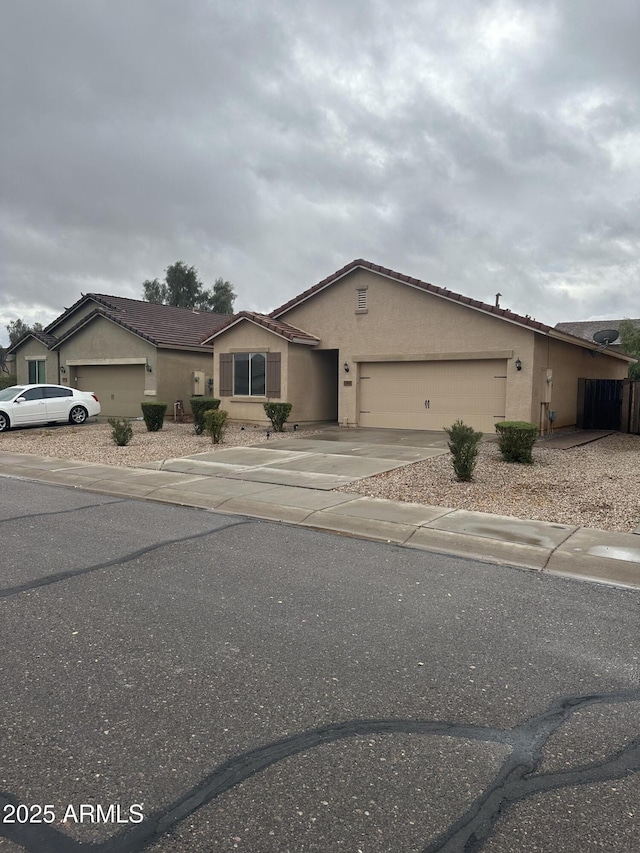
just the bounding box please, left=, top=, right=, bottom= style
left=1, top=0, right=639, bottom=345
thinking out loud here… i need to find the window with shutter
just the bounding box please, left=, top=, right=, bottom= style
left=231, top=352, right=272, bottom=396
left=266, top=352, right=281, bottom=398
left=219, top=353, right=233, bottom=396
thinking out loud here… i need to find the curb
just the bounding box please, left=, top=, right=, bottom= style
left=1, top=451, right=639, bottom=591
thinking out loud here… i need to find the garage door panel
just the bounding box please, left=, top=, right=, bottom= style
left=359, top=360, right=506, bottom=433
left=74, top=365, right=146, bottom=418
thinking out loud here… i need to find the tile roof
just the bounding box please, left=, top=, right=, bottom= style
left=5, top=329, right=58, bottom=354
left=554, top=319, right=640, bottom=346
left=201, top=311, right=320, bottom=345
left=270, top=258, right=554, bottom=333
left=45, top=293, right=229, bottom=349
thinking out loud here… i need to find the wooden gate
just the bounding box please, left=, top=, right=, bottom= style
left=578, top=378, right=640, bottom=433
left=622, top=379, right=640, bottom=434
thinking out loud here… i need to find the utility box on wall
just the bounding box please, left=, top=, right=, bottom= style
left=192, top=370, right=205, bottom=396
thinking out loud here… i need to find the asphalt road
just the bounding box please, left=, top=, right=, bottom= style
left=0, top=476, right=638, bottom=853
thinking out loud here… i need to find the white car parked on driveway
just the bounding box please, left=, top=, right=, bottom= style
left=0, top=384, right=101, bottom=431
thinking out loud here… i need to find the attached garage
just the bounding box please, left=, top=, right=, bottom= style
left=358, top=359, right=507, bottom=433
left=73, top=364, right=146, bottom=418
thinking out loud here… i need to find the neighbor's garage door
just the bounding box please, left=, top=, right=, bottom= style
left=74, top=365, right=146, bottom=418
left=359, top=360, right=507, bottom=433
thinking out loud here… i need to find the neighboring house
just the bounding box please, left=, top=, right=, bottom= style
left=8, top=295, right=229, bottom=418
left=554, top=319, right=640, bottom=350
left=204, top=259, right=633, bottom=433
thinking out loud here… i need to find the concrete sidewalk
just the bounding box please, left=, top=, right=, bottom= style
left=1, top=450, right=639, bottom=590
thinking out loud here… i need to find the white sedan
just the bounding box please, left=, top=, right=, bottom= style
left=0, top=384, right=101, bottom=431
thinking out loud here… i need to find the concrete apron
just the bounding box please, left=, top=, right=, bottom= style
left=144, top=439, right=448, bottom=490
left=1, top=450, right=639, bottom=591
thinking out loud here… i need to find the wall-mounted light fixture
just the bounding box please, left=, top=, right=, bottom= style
left=146, top=363, right=153, bottom=373
left=343, top=362, right=350, bottom=373
left=60, top=365, right=66, bottom=374
left=515, top=358, right=522, bottom=371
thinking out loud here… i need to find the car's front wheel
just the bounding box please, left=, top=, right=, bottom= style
left=0, top=411, right=10, bottom=432
left=69, top=405, right=88, bottom=425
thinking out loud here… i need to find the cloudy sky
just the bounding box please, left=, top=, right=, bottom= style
left=1, top=0, right=639, bottom=346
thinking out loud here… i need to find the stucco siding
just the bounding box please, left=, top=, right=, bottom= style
left=213, top=321, right=289, bottom=424
left=533, top=336, right=628, bottom=430
left=14, top=339, right=52, bottom=384
left=157, top=348, right=213, bottom=410
left=50, top=302, right=100, bottom=338
left=60, top=316, right=154, bottom=364
left=287, top=347, right=337, bottom=423
left=280, top=268, right=534, bottom=427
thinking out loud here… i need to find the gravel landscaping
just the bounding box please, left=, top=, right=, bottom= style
left=1, top=420, right=638, bottom=533
left=0, top=420, right=316, bottom=467
left=340, top=433, right=640, bottom=533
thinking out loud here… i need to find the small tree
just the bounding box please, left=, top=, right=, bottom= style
left=140, top=402, right=167, bottom=432
left=142, top=262, right=236, bottom=314
left=108, top=418, right=133, bottom=446
left=495, top=421, right=538, bottom=463
left=204, top=409, right=228, bottom=444
left=263, top=402, right=292, bottom=432
left=209, top=278, right=236, bottom=314
left=444, top=420, right=483, bottom=482
left=190, top=397, right=221, bottom=435
left=619, top=319, right=640, bottom=380
left=7, top=319, right=43, bottom=346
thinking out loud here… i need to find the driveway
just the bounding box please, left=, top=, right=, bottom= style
left=148, top=427, right=453, bottom=490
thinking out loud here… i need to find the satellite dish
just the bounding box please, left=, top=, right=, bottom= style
left=592, top=329, right=619, bottom=346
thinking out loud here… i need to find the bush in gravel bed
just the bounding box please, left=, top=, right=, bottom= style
left=204, top=408, right=228, bottom=444
left=190, top=397, right=221, bottom=435
left=495, top=420, right=538, bottom=463
left=444, top=419, right=483, bottom=482
left=263, top=402, right=292, bottom=432
left=140, top=401, right=167, bottom=432
left=108, top=418, right=133, bottom=446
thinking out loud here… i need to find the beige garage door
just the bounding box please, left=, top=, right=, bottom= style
left=359, top=360, right=507, bottom=433
left=74, top=365, right=146, bottom=418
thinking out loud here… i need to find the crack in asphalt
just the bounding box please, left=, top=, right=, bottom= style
left=1, top=689, right=638, bottom=852
left=0, top=499, right=127, bottom=524
left=0, top=519, right=251, bottom=599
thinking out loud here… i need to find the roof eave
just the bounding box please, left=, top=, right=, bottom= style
left=50, top=310, right=160, bottom=350
left=157, top=342, right=214, bottom=352
left=548, top=329, right=636, bottom=360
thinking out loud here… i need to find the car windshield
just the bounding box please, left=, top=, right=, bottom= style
left=0, top=386, right=26, bottom=401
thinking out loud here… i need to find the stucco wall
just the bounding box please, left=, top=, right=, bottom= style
left=280, top=268, right=536, bottom=426
left=59, top=316, right=156, bottom=396
left=533, top=336, right=629, bottom=430
left=49, top=302, right=100, bottom=338
left=157, top=348, right=214, bottom=411
left=213, top=321, right=288, bottom=424
left=287, top=347, right=337, bottom=423
left=60, top=316, right=153, bottom=362
left=14, top=339, right=52, bottom=384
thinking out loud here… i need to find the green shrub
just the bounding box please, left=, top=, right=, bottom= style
left=444, top=419, right=483, bottom=482
left=495, top=421, right=538, bottom=463
left=263, top=402, right=292, bottom=432
left=190, top=397, right=221, bottom=435
left=0, top=373, right=17, bottom=390
left=204, top=408, right=228, bottom=444
left=140, top=401, right=167, bottom=432
left=108, top=417, right=133, bottom=446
